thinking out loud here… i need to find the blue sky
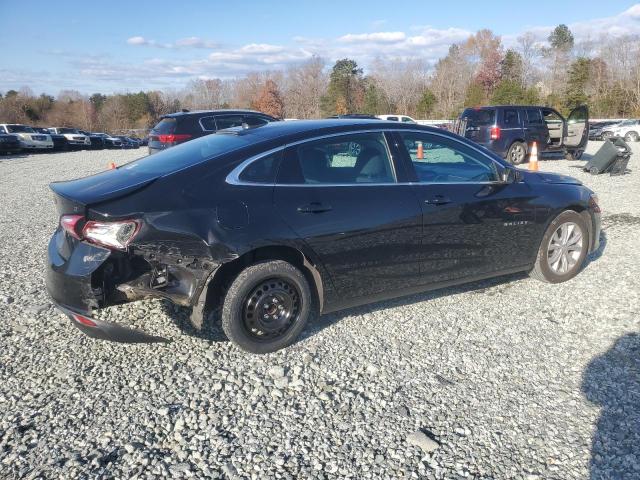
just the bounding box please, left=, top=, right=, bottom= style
left=1, top=0, right=639, bottom=95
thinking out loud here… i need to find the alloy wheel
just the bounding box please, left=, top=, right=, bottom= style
left=547, top=222, right=584, bottom=275
left=510, top=144, right=525, bottom=163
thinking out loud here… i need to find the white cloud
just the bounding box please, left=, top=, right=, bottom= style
left=339, top=32, right=406, bottom=44
left=126, top=36, right=148, bottom=46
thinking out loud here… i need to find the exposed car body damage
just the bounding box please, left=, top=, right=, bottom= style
left=46, top=120, right=601, bottom=350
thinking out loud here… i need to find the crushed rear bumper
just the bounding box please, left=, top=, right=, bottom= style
left=55, top=304, right=168, bottom=343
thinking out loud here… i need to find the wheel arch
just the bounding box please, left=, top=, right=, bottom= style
left=192, top=245, right=325, bottom=330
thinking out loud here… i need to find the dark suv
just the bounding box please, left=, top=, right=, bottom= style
left=455, top=105, right=589, bottom=164
left=148, top=109, right=278, bottom=154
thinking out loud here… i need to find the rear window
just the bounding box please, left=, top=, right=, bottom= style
left=121, top=132, right=253, bottom=175
left=152, top=118, right=177, bottom=134
left=461, top=109, right=495, bottom=126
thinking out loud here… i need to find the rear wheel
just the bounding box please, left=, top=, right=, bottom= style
left=221, top=260, right=317, bottom=353
left=530, top=210, right=589, bottom=283
left=506, top=141, right=527, bottom=165
left=624, top=131, right=639, bottom=142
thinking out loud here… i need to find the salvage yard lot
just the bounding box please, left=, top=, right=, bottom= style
left=0, top=142, right=639, bottom=479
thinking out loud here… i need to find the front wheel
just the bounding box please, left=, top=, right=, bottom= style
left=624, top=131, right=639, bottom=142
left=530, top=210, right=589, bottom=283
left=221, top=260, right=317, bottom=353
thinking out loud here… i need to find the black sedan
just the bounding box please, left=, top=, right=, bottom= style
left=0, top=133, right=21, bottom=154
left=35, top=128, right=69, bottom=151
left=46, top=120, right=601, bottom=353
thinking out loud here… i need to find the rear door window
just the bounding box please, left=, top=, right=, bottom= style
left=215, top=115, right=245, bottom=130
left=503, top=109, right=519, bottom=126
left=278, top=132, right=395, bottom=184
left=525, top=109, right=543, bottom=125
left=387, top=116, right=399, bottom=121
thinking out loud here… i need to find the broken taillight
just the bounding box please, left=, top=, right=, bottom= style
left=82, top=220, right=141, bottom=250
left=60, top=214, right=84, bottom=240
left=60, top=215, right=140, bottom=250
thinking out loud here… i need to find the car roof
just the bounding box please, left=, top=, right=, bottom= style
left=162, top=109, right=273, bottom=118
left=214, top=119, right=442, bottom=142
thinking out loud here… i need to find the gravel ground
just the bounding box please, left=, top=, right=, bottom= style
left=0, top=142, right=639, bottom=479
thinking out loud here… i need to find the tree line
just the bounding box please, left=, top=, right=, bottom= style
left=1, top=24, right=639, bottom=132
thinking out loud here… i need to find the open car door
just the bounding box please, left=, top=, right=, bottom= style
left=564, top=105, right=589, bottom=149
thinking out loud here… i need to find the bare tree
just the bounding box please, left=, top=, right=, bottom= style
left=283, top=56, right=327, bottom=119
left=370, top=58, right=429, bottom=116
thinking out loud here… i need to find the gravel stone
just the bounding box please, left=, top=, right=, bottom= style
left=0, top=144, right=639, bottom=479
left=407, top=431, right=440, bottom=453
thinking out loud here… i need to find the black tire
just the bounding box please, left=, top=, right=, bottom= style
left=221, top=260, right=317, bottom=353
left=506, top=141, right=527, bottom=165
left=530, top=210, right=589, bottom=283
left=565, top=149, right=583, bottom=160
left=624, top=131, right=639, bottom=142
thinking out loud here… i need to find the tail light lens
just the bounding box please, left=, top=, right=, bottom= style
left=60, top=214, right=84, bottom=240
left=589, top=194, right=601, bottom=213
left=82, top=220, right=141, bottom=250
left=157, top=134, right=191, bottom=143
left=59, top=215, right=140, bottom=250
left=490, top=126, right=501, bottom=140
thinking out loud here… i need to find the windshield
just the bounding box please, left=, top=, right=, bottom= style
left=58, top=128, right=79, bottom=134
left=121, top=132, right=254, bottom=175
left=7, top=125, right=35, bottom=133
left=461, top=109, right=496, bottom=126
left=619, top=120, right=637, bottom=126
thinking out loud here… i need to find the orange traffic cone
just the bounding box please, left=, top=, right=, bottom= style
left=108, top=162, right=116, bottom=170
left=528, top=142, right=539, bottom=171
left=417, top=141, right=424, bottom=159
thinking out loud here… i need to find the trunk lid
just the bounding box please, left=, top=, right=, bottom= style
left=49, top=168, right=158, bottom=215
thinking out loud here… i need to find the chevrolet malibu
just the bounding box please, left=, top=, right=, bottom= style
left=46, top=120, right=601, bottom=353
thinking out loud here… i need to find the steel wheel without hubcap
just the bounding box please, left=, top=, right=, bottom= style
left=242, top=277, right=301, bottom=341
left=546, top=222, right=584, bottom=274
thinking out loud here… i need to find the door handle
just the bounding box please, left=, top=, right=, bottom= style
left=424, top=196, right=451, bottom=206
left=297, top=202, right=332, bottom=214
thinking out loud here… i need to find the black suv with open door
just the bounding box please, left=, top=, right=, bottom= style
left=455, top=105, right=589, bottom=164
left=148, top=109, right=278, bottom=154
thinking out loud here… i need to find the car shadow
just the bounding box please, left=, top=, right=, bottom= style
left=582, top=332, right=640, bottom=480
left=161, top=300, right=227, bottom=343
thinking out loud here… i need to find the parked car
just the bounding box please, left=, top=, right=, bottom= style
left=327, top=114, right=380, bottom=120
left=46, top=119, right=601, bottom=353
left=377, top=114, right=417, bottom=123
left=588, top=121, right=620, bottom=141
left=34, top=128, right=69, bottom=151
left=115, top=136, right=140, bottom=149
left=608, top=119, right=640, bottom=142
left=0, top=133, right=21, bottom=154
left=455, top=105, right=589, bottom=163
left=0, top=124, right=53, bottom=151
left=47, top=127, right=91, bottom=149
left=78, top=130, right=106, bottom=150
left=148, top=109, right=277, bottom=154
left=92, top=133, right=123, bottom=149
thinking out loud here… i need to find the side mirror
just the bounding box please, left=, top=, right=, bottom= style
left=501, top=167, right=520, bottom=184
